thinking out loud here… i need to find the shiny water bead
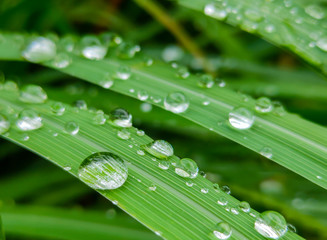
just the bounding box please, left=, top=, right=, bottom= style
left=3, top=81, right=18, bottom=92
left=287, top=223, right=296, bottom=233
left=110, top=108, right=132, bottom=128
left=74, top=100, right=87, bottom=110
left=140, top=103, right=152, bottom=113
left=143, top=56, right=154, bottom=66
left=117, top=129, right=131, bottom=140
left=22, top=37, right=57, bottom=63
left=221, top=185, right=231, bottom=194
left=117, top=42, right=140, bottom=59
left=143, top=140, right=174, bottom=159
left=317, top=37, right=327, bottom=51
left=80, top=35, right=107, bottom=60
left=78, top=152, right=128, bottom=190
left=186, top=180, right=193, bottom=187
left=231, top=208, right=239, bottom=215
left=244, top=9, right=263, bottom=22
left=305, top=5, right=325, bottom=20
left=255, top=97, right=273, bottom=113
left=174, top=158, right=199, bottom=179
left=51, top=102, right=65, bottom=115
left=93, top=112, right=106, bottom=125
left=158, top=160, right=170, bottom=170
left=148, top=184, right=157, bottom=191
left=213, top=222, right=232, bottom=239
left=176, top=67, right=190, bottom=79
left=137, top=149, right=145, bottom=155
left=58, top=35, right=76, bottom=52
left=162, top=45, right=184, bottom=62
left=217, top=197, right=228, bottom=206
left=64, top=121, right=79, bottom=135
left=229, top=107, right=254, bottom=130
left=51, top=53, right=71, bottom=69
left=137, top=90, right=149, bottom=101
left=164, top=92, right=189, bottom=113
left=204, top=2, right=227, bottom=20
left=136, top=129, right=145, bottom=136
left=201, top=188, right=209, bottom=194
left=260, top=146, right=273, bottom=159
left=238, top=201, right=250, bottom=213
left=198, top=74, right=214, bottom=88
left=16, top=109, right=43, bottom=131
left=100, top=32, right=122, bottom=47
left=213, top=183, right=220, bottom=191
left=114, top=65, right=131, bottom=80
left=99, top=73, right=114, bottom=89
left=0, top=114, right=10, bottom=134
left=20, top=85, right=48, bottom=104
left=254, top=211, right=288, bottom=239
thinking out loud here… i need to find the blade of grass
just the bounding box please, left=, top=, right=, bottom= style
left=0, top=88, right=302, bottom=239
left=0, top=215, right=4, bottom=240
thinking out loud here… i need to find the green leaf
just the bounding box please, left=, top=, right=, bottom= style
left=176, top=0, right=327, bottom=74
left=0, top=215, right=4, bottom=240
left=0, top=88, right=302, bottom=239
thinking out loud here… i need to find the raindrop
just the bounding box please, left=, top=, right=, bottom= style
left=51, top=53, right=71, bottom=69
left=20, top=133, right=29, bottom=141
left=305, top=5, right=325, bottom=20
left=217, top=197, right=228, bottom=206
left=164, top=92, right=189, bottom=113
left=20, top=85, right=48, bottom=104
left=16, top=109, right=43, bottom=131
left=137, top=90, right=149, bottom=101
left=22, top=37, right=56, bottom=63
left=265, top=24, right=276, bottom=33
left=110, top=108, right=132, bottom=128
left=64, top=121, right=79, bottom=135
left=137, top=149, right=145, bottom=156
left=63, top=165, right=72, bottom=171
left=117, top=42, right=140, bottom=59
left=136, top=129, right=145, bottom=136
left=176, top=67, right=190, bottom=79
left=78, top=152, right=128, bottom=190
left=80, top=36, right=107, bottom=60
left=186, top=180, right=194, bottom=187
left=244, top=9, right=263, bottom=22
left=114, top=65, right=131, bottom=80
left=93, top=112, right=107, bottom=125
left=148, top=184, right=157, bottom=191
left=287, top=223, right=296, bottom=233
left=174, top=158, right=199, bottom=178
left=229, top=107, right=254, bottom=130
left=198, top=74, right=214, bottom=88
left=140, top=103, right=152, bottom=112
left=0, top=114, right=10, bottom=134
left=143, top=56, right=154, bottom=66
left=200, top=171, right=206, bottom=178
left=239, top=201, right=250, bottom=213
left=255, top=97, right=273, bottom=113
left=99, top=73, right=114, bottom=89
left=231, top=208, right=239, bottom=215
left=213, top=222, right=232, bottom=239
left=51, top=102, right=65, bottom=116
left=162, top=45, right=184, bottom=62
left=221, top=185, right=231, bottom=194
left=142, top=140, right=174, bottom=159
left=202, top=101, right=210, bottom=106
left=75, top=100, right=87, bottom=110
left=260, top=147, right=273, bottom=159
left=158, top=160, right=170, bottom=170
left=254, top=211, right=288, bottom=239
left=201, top=188, right=209, bottom=194
left=204, top=2, right=228, bottom=20
left=316, top=37, right=327, bottom=51
left=213, top=183, right=220, bottom=191
left=117, top=129, right=131, bottom=140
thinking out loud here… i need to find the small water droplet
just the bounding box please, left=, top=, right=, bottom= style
left=229, top=107, right=254, bottom=130
left=51, top=53, right=71, bottom=68
left=174, top=158, right=199, bottom=178
left=80, top=36, right=107, bottom=60
left=20, top=133, right=30, bottom=141
left=151, top=95, right=162, bottom=103
left=114, top=65, right=131, bottom=80
left=99, top=73, right=114, bottom=89
left=213, top=222, right=232, bottom=239
left=0, top=114, right=10, bottom=134
left=112, top=200, right=119, bottom=205
left=78, top=152, right=128, bottom=190
left=117, top=129, right=131, bottom=140
left=213, top=183, right=220, bottom=191
left=198, top=74, right=214, bottom=88
left=287, top=223, right=296, bottom=233
left=136, top=129, right=145, bottom=136
left=231, top=208, right=239, bottom=215
left=176, top=67, right=190, bottom=79
left=254, top=211, right=287, bottom=239
left=142, top=140, right=174, bottom=159
left=22, top=37, right=56, bottom=63
left=200, top=171, right=206, bottom=178
left=221, top=185, right=231, bottom=194
left=137, top=90, right=149, bottom=101
left=255, top=97, right=273, bottom=113
left=51, top=102, right=66, bottom=116
left=204, top=2, right=228, bottom=20
left=158, top=160, right=170, bottom=170
left=117, top=42, right=140, bottom=59
left=201, top=188, right=209, bottom=194
left=63, top=165, right=72, bottom=171
left=143, top=56, right=154, bottom=66
left=16, top=109, right=43, bottom=131
left=217, top=197, right=228, bottom=206
left=260, top=147, right=273, bottom=159
left=164, top=92, right=189, bottom=113
left=20, top=85, right=47, bottom=103
left=93, top=111, right=107, bottom=125
left=317, top=37, right=327, bottom=51
left=238, top=201, right=250, bottom=213
left=140, top=103, right=152, bottom=112
left=64, top=121, right=79, bottom=135
left=110, top=108, right=132, bottom=128
left=186, top=180, right=194, bottom=187
left=137, top=149, right=145, bottom=156
left=305, top=5, right=325, bottom=20
left=74, top=100, right=87, bottom=110
left=148, top=184, right=157, bottom=191
left=202, top=101, right=210, bottom=106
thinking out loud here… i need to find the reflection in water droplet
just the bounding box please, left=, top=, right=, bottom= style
left=143, top=140, right=174, bottom=159
left=137, top=90, right=149, bottom=101
left=201, top=188, right=209, bottom=194
left=204, top=3, right=228, bottom=20
left=164, top=92, right=189, bottom=113
left=229, top=107, right=254, bottom=130
left=221, top=185, right=231, bottom=194
left=255, top=97, right=273, bottom=113
left=51, top=102, right=66, bottom=116
left=16, top=109, right=43, bottom=131
left=80, top=36, right=107, bottom=60
left=51, top=53, right=71, bottom=69
left=198, top=74, right=214, bottom=88
left=137, top=149, right=145, bottom=156
left=22, top=37, right=57, bottom=63
left=217, top=197, right=228, bottom=206
left=78, top=152, right=128, bottom=190
left=20, top=85, right=48, bottom=103
left=110, top=108, right=132, bottom=128
left=158, top=160, right=170, bottom=170
left=213, top=222, right=232, bottom=239
left=260, top=147, right=273, bottom=159
left=238, top=201, right=250, bottom=213
left=115, top=65, right=131, bottom=80
left=174, top=158, right=199, bottom=178
left=254, top=211, right=288, bottom=239
left=64, top=121, right=79, bottom=135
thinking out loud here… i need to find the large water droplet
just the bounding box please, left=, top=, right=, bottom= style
left=20, top=85, right=48, bottom=103
left=22, top=37, right=57, bottom=63
left=109, top=108, right=132, bottom=128
left=143, top=140, right=174, bottom=159
left=174, top=158, right=199, bottom=178
left=305, top=5, right=325, bottom=20
left=164, top=92, right=189, bottom=113
left=229, top=107, right=254, bottom=130
left=51, top=53, right=71, bottom=69
left=204, top=2, right=227, bottom=20
left=16, top=109, right=43, bottom=131
left=80, top=36, right=107, bottom=60
left=254, top=211, right=287, bottom=239
left=64, top=121, right=79, bottom=135
left=316, top=37, right=327, bottom=51
left=255, top=97, right=273, bottom=113
left=0, top=114, right=10, bottom=134
left=213, top=222, right=232, bottom=239
left=78, top=152, right=128, bottom=190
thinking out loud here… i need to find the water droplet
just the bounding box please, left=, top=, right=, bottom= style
left=176, top=67, right=190, bottom=79
left=316, top=175, right=322, bottom=179
left=213, top=183, right=220, bottom=191
left=20, top=133, right=29, bottom=141
left=305, top=5, right=325, bottom=20
left=255, top=97, right=273, bottom=113
left=93, top=112, right=106, bottom=125
left=260, top=147, right=273, bottom=159
left=221, top=185, right=231, bottom=194
left=317, top=37, right=327, bottom=51
left=63, top=165, right=72, bottom=171
left=137, top=149, right=145, bottom=155
left=203, top=101, right=210, bottom=106
left=22, top=37, right=56, bottom=63
left=164, top=92, right=189, bottom=113
left=110, top=108, right=132, bottom=128
left=217, top=197, right=228, bottom=206
left=158, top=160, right=170, bottom=170
left=20, top=85, right=47, bottom=103
left=142, top=140, right=174, bottom=159
left=112, top=200, right=118, bottom=205
left=231, top=208, right=239, bottom=215
left=229, top=107, right=254, bottom=130
left=80, top=36, right=107, bottom=60
left=51, top=102, right=65, bottom=116
left=78, top=152, right=128, bottom=190
left=99, top=73, right=114, bottom=89
left=174, top=158, right=199, bottom=178
left=117, top=42, right=140, bottom=59
left=140, top=103, right=152, bottom=112
left=148, top=184, right=157, bottom=191
left=287, top=223, right=296, bottom=233
left=51, top=53, right=71, bottom=68
left=213, top=222, right=232, bottom=239
left=200, top=171, right=206, bottom=178
left=265, top=24, right=276, bottom=33
left=204, top=2, right=228, bottom=20
left=239, top=201, right=250, bottom=213
left=16, top=109, right=43, bottom=131
left=254, top=211, right=287, bottom=239
left=201, top=188, right=209, bottom=194
left=75, top=100, right=87, bottom=110
left=186, top=180, right=194, bottom=187
left=114, top=65, right=131, bottom=80
left=217, top=79, right=226, bottom=88
left=162, top=45, right=184, bottom=62
left=143, top=56, right=154, bottom=66
left=64, top=121, right=79, bottom=135
left=244, top=9, right=263, bottom=22
left=117, top=129, right=131, bottom=140
left=136, top=129, right=145, bottom=136
left=198, top=74, right=214, bottom=88
left=3, top=81, right=18, bottom=92
left=0, top=114, right=10, bottom=134
left=137, top=90, right=149, bottom=101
